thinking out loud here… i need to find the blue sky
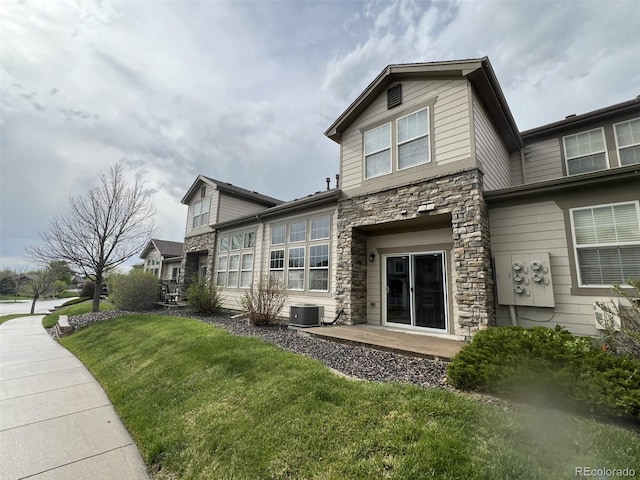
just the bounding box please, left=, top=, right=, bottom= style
left=1, top=0, right=639, bottom=271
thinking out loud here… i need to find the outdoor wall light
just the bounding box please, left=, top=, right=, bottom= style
left=368, top=252, right=376, bottom=262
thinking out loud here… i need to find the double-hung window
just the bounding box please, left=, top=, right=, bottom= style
left=571, top=201, right=640, bottom=286
left=287, top=247, right=305, bottom=290
left=240, top=253, right=253, bottom=288
left=364, top=123, right=391, bottom=179
left=311, top=216, right=330, bottom=240
left=309, top=244, right=329, bottom=291
left=614, top=118, right=640, bottom=166
left=269, top=249, right=285, bottom=283
left=227, top=254, right=240, bottom=288
left=271, top=225, right=286, bottom=245
left=397, top=108, right=430, bottom=169
left=193, top=199, right=210, bottom=228
left=563, top=128, right=608, bottom=175
left=290, top=221, right=306, bottom=243
left=215, top=256, right=227, bottom=286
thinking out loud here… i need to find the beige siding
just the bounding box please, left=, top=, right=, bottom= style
left=340, top=79, right=472, bottom=193
left=218, top=193, right=269, bottom=224
left=185, top=190, right=219, bottom=238
left=366, top=226, right=460, bottom=338
left=510, top=151, right=524, bottom=185
left=522, top=138, right=563, bottom=183
left=489, top=201, right=602, bottom=336
left=472, top=94, right=511, bottom=190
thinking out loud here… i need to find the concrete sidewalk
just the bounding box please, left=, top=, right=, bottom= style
left=0, top=316, right=149, bottom=479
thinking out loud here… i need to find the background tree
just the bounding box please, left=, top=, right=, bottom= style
left=27, top=164, right=157, bottom=312
left=24, top=268, right=56, bottom=314
left=0, top=269, right=18, bottom=296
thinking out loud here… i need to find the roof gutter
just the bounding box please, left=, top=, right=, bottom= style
left=485, top=165, right=640, bottom=202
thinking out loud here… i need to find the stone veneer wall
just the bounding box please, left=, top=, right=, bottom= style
left=181, top=231, right=217, bottom=285
left=335, top=168, right=495, bottom=335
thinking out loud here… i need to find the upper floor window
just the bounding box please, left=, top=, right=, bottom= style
left=563, top=128, right=608, bottom=175
left=364, top=123, right=391, bottom=179
left=193, top=199, right=210, bottom=228
left=570, top=201, right=640, bottom=286
left=397, top=108, right=430, bottom=169
left=614, top=118, right=640, bottom=166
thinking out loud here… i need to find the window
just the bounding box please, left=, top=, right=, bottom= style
left=193, top=199, right=210, bottom=228
left=364, top=123, right=391, bottom=179
left=227, top=254, right=240, bottom=288
left=290, top=221, right=306, bottom=243
left=220, top=236, right=229, bottom=252
left=243, top=232, right=256, bottom=248
left=287, top=247, right=305, bottom=290
left=171, top=267, right=180, bottom=281
left=563, top=128, right=608, bottom=175
left=571, top=202, right=640, bottom=286
left=240, top=253, right=253, bottom=288
left=271, top=225, right=286, bottom=245
left=309, top=244, right=329, bottom=291
left=217, top=230, right=255, bottom=288
left=397, top=108, right=429, bottom=169
left=231, top=234, right=242, bottom=251
left=216, top=256, right=227, bottom=286
left=270, top=249, right=285, bottom=283
left=311, top=216, right=330, bottom=240
left=614, top=118, right=640, bottom=166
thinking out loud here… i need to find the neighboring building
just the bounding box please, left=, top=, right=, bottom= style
left=140, top=239, right=184, bottom=282
left=180, top=57, right=640, bottom=339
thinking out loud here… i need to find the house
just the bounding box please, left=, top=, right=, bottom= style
left=140, top=239, right=184, bottom=282
left=180, top=57, right=639, bottom=339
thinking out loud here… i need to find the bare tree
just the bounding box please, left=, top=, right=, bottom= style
left=27, top=164, right=157, bottom=312
left=24, top=268, right=57, bottom=314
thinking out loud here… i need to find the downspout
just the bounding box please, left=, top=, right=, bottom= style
left=509, top=305, right=518, bottom=326
left=519, top=148, right=528, bottom=184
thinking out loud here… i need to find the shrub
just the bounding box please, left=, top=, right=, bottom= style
left=185, top=279, right=223, bottom=315
left=596, top=277, right=640, bottom=358
left=80, top=281, right=95, bottom=298
left=240, top=276, right=288, bottom=326
left=447, top=325, right=640, bottom=421
left=108, top=271, right=160, bottom=311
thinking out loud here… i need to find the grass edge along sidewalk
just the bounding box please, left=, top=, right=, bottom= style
left=60, top=314, right=640, bottom=480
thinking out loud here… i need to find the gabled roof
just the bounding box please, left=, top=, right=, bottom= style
left=181, top=175, right=283, bottom=206
left=140, top=239, right=184, bottom=259
left=521, top=97, right=640, bottom=140
left=324, top=57, right=522, bottom=152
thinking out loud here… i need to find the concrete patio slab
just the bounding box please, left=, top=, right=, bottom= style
left=303, top=324, right=464, bottom=360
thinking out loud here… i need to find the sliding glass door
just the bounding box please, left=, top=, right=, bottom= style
left=384, top=252, right=447, bottom=331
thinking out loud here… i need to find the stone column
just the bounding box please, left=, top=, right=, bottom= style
left=335, top=223, right=368, bottom=325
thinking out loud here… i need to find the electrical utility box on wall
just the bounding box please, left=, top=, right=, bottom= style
left=495, top=253, right=555, bottom=307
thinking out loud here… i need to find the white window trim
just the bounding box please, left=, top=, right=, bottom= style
left=363, top=122, right=392, bottom=180
left=286, top=247, right=305, bottom=291
left=569, top=200, right=640, bottom=288
left=289, top=221, right=307, bottom=243
left=613, top=117, right=640, bottom=166
left=308, top=243, right=330, bottom=292
left=396, top=107, right=430, bottom=171
left=271, top=224, right=286, bottom=245
left=562, top=127, right=609, bottom=175
left=240, top=253, right=254, bottom=288
left=269, top=249, right=285, bottom=280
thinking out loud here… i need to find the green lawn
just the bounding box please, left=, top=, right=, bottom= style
left=42, top=300, right=114, bottom=328
left=0, top=295, right=31, bottom=301
left=60, top=314, right=640, bottom=480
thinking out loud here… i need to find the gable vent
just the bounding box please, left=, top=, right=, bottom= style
left=387, top=84, right=402, bottom=109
